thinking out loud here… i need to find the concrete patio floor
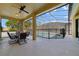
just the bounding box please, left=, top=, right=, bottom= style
left=0, top=32, right=79, bottom=56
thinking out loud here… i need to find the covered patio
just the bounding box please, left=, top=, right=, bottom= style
left=0, top=3, right=79, bottom=56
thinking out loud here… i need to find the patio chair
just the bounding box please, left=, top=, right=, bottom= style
left=18, top=32, right=27, bottom=45
left=18, top=32, right=30, bottom=45
left=60, top=28, right=66, bottom=38
left=7, top=32, right=18, bottom=44
left=26, top=32, right=30, bottom=37
left=7, top=32, right=16, bottom=39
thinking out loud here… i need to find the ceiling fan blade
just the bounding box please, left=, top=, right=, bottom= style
left=22, top=10, right=29, bottom=14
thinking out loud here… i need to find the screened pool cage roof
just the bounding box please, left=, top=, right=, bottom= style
left=36, top=4, right=69, bottom=26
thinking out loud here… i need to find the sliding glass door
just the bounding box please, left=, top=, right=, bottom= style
left=76, top=19, right=79, bottom=38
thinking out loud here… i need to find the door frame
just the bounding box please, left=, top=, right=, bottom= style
left=76, top=19, right=78, bottom=38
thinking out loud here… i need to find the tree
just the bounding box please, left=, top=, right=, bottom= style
left=6, top=20, right=19, bottom=31
left=24, top=20, right=32, bottom=31
left=6, top=20, right=32, bottom=31
left=24, top=20, right=31, bottom=27
left=24, top=21, right=32, bottom=28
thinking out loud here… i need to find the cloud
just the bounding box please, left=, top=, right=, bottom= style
left=63, top=6, right=68, bottom=10
left=2, top=19, right=8, bottom=28
left=64, top=16, right=68, bottom=18
left=54, top=10, right=57, bottom=11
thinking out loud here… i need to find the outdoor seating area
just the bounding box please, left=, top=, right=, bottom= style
left=0, top=3, right=79, bottom=56
left=7, top=31, right=30, bottom=45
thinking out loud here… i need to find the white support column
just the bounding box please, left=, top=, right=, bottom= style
left=32, top=15, right=36, bottom=40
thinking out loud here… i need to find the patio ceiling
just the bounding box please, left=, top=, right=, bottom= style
left=0, top=3, right=60, bottom=20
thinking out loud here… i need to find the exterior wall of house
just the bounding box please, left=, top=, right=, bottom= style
left=72, top=16, right=79, bottom=38
left=70, top=4, right=79, bottom=38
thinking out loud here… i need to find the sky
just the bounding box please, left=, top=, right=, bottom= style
left=1, top=19, right=8, bottom=28
left=1, top=4, right=68, bottom=28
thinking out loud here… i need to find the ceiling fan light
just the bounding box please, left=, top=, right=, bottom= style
left=16, top=14, right=19, bottom=16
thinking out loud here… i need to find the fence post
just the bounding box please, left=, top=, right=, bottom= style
left=48, top=29, right=50, bottom=39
